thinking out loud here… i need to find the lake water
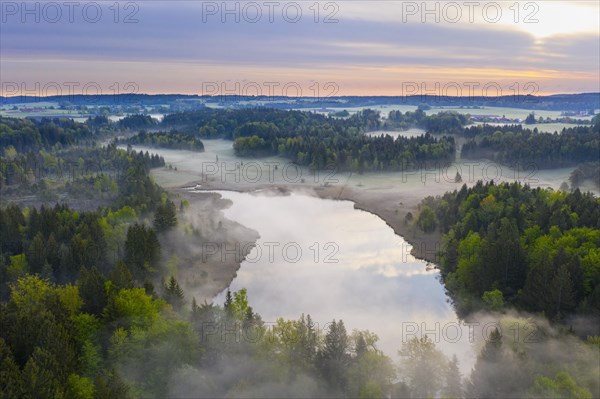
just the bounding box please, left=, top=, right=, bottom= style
left=126, top=138, right=597, bottom=375
left=208, top=189, right=476, bottom=372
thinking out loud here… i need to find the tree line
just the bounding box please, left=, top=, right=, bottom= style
left=0, top=132, right=183, bottom=397
left=416, top=181, right=600, bottom=319
left=384, top=109, right=469, bottom=134
left=0, top=117, right=95, bottom=153
left=158, top=108, right=458, bottom=171
left=461, top=125, right=600, bottom=168
left=1, top=144, right=165, bottom=209
left=121, top=130, right=205, bottom=152
left=0, top=109, right=598, bottom=398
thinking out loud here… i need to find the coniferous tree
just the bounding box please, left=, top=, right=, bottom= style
left=466, top=328, right=530, bottom=398
left=45, top=233, right=60, bottom=276
left=153, top=199, right=177, bottom=232
left=444, top=354, right=463, bottom=398
left=318, top=319, right=350, bottom=393
left=124, top=223, right=160, bottom=275
left=77, top=267, right=107, bottom=316
left=94, top=369, right=132, bottom=399
left=354, top=332, right=368, bottom=359
left=21, top=347, right=62, bottom=399
left=164, top=276, right=185, bottom=310
left=27, top=232, right=46, bottom=275
left=109, top=261, right=134, bottom=290
left=551, top=264, right=576, bottom=319
left=0, top=338, right=23, bottom=398
left=466, top=328, right=503, bottom=398
left=224, top=289, right=233, bottom=317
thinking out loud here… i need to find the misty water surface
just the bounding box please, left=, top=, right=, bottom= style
left=209, top=190, right=476, bottom=372
left=125, top=140, right=597, bottom=375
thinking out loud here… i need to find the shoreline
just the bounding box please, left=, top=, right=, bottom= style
left=154, top=168, right=443, bottom=289
left=159, top=188, right=260, bottom=304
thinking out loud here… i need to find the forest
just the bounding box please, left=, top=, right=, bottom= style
left=121, top=131, right=205, bottom=152
left=461, top=125, right=600, bottom=168
left=161, top=107, right=381, bottom=138
left=1, top=143, right=164, bottom=207
left=1, top=222, right=598, bottom=399
left=0, top=119, right=454, bottom=398
left=0, top=117, right=96, bottom=153
left=1, top=112, right=599, bottom=398
left=117, top=115, right=159, bottom=130
left=384, top=109, right=469, bottom=134
left=416, top=181, right=600, bottom=319
left=236, top=130, right=455, bottom=172
left=160, top=108, right=457, bottom=172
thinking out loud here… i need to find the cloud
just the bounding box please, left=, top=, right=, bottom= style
left=1, top=2, right=597, bottom=94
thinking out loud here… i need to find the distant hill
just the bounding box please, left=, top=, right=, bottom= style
left=1, top=93, right=599, bottom=111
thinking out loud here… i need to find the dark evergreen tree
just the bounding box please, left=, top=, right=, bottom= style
left=164, top=276, right=185, bottom=310
left=77, top=266, right=107, bottom=316
left=0, top=338, right=23, bottom=398
left=153, top=199, right=177, bottom=232
left=109, top=261, right=135, bottom=291
left=224, top=289, right=233, bottom=317
left=318, top=319, right=350, bottom=393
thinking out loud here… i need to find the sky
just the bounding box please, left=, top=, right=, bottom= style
left=1, top=1, right=599, bottom=96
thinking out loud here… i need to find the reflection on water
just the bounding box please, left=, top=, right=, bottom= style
left=209, top=190, right=475, bottom=372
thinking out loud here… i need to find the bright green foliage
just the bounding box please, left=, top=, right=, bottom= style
left=6, top=254, right=28, bottom=281
left=231, top=288, right=250, bottom=320
left=429, top=181, right=600, bottom=316
left=1, top=113, right=599, bottom=398
left=529, top=372, right=592, bottom=399
left=56, top=284, right=84, bottom=316
left=10, top=275, right=52, bottom=312
left=483, top=289, right=505, bottom=311
left=104, top=288, right=163, bottom=329
left=65, top=374, right=95, bottom=399
left=106, top=302, right=199, bottom=397
left=269, top=314, right=319, bottom=379
left=1, top=276, right=83, bottom=398
left=233, top=135, right=269, bottom=156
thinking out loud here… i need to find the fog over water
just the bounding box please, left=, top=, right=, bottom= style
left=125, top=136, right=598, bottom=378
left=209, top=190, right=476, bottom=372
left=130, top=138, right=597, bottom=196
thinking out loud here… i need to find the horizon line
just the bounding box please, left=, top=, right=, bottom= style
left=2, top=92, right=600, bottom=99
